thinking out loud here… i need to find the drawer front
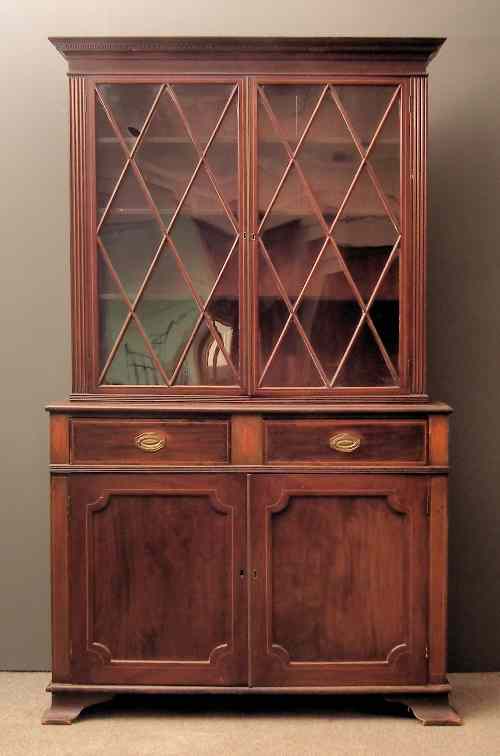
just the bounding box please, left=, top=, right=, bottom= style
left=265, top=420, right=427, bottom=465
left=71, top=420, right=229, bottom=465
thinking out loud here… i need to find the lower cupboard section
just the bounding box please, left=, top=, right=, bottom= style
left=58, top=472, right=431, bottom=687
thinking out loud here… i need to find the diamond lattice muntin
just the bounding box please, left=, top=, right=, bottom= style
left=257, top=83, right=402, bottom=389
left=96, top=82, right=240, bottom=387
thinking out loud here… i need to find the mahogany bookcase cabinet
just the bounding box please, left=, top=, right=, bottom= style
left=44, top=37, right=460, bottom=726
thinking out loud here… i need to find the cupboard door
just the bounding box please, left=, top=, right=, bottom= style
left=254, top=81, right=405, bottom=395
left=95, top=80, right=244, bottom=393
left=250, top=474, right=428, bottom=686
left=69, top=473, right=247, bottom=685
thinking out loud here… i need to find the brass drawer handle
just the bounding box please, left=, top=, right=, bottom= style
left=135, top=431, right=167, bottom=453
left=329, top=432, right=361, bottom=453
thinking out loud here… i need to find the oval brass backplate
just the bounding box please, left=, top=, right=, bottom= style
left=135, top=431, right=167, bottom=453
left=329, top=432, right=361, bottom=453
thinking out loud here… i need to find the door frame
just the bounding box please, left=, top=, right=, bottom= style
left=248, top=76, right=412, bottom=398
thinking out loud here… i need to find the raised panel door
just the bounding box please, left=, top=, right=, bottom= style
left=69, top=473, right=247, bottom=685
left=250, top=474, right=428, bottom=686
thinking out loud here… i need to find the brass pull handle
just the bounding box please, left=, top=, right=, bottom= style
left=135, top=431, right=167, bottom=453
left=329, top=432, right=361, bottom=453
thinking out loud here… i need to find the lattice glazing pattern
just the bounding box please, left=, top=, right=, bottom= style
left=257, top=83, right=402, bottom=389
left=96, top=83, right=240, bottom=386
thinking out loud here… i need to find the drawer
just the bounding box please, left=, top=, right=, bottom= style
left=264, top=420, right=427, bottom=465
left=71, top=419, right=229, bottom=465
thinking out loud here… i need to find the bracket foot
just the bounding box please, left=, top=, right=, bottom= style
left=385, top=694, right=462, bottom=726
left=42, top=692, right=115, bottom=725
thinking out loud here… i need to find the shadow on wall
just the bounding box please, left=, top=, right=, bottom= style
left=427, top=37, right=500, bottom=672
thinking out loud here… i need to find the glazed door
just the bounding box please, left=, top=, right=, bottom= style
left=249, top=474, right=428, bottom=686
left=94, top=79, right=245, bottom=394
left=69, top=473, right=247, bottom=685
left=252, top=80, right=407, bottom=396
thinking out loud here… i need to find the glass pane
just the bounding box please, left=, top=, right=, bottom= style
left=205, top=251, right=239, bottom=371
left=298, top=94, right=361, bottom=226
left=172, top=83, right=234, bottom=150
left=332, top=166, right=398, bottom=303
left=260, top=166, right=325, bottom=304
left=98, top=167, right=163, bottom=301
left=174, top=319, right=235, bottom=386
left=335, top=322, right=394, bottom=387
left=262, top=322, right=323, bottom=388
left=135, top=89, right=199, bottom=228
left=369, top=253, right=400, bottom=367
left=203, top=97, right=239, bottom=219
left=262, top=84, right=323, bottom=149
left=257, top=104, right=289, bottom=222
left=134, top=248, right=199, bottom=380
left=97, top=84, right=161, bottom=149
left=335, top=85, right=397, bottom=148
left=256, top=82, right=402, bottom=391
left=296, top=246, right=363, bottom=382
left=169, top=168, right=236, bottom=303
left=258, top=247, right=290, bottom=370
left=98, top=256, right=130, bottom=372
left=369, top=96, right=401, bottom=223
left=95, top=81, right=240, bottom=390
left=95, top=100, right=127, bottom=220
left=174, top=251, right=239, bottom=386
left=104, top=318, right=166, bottom=386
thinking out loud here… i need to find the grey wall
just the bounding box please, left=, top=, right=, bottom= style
left=1, top=0, right=499, bottom=671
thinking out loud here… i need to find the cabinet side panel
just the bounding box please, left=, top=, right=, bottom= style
left=50, top=476, right=71, bottom=681
left=50, top=415, right=70, bottom=464
left=428, top=415, right=449, bottom=466
left=69, top=76, right=93, bottom=393
left=411, top=76, right=427, bottom=394
left=429, top=475, right=448, bottom=683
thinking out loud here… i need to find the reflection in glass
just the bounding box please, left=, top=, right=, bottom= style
left=98, top=168, right=163, bottom=301
left=262, top=84, right=323, bottom=148
left=96, top=81, right=240, bottom=388
left=260, top=167, right=324, bottom=304
left=262, top=322, right=323, bottom=388
left=169, top=169, right=236, bottom=302
left=335, top=85, right=397, bottom=147
left=336, top=322, right=393, bottom=386
left=172, top=84, right=234, bottom=149
left=135, top=89, right=199, bottom=228
left=298, top=94, right=360, bottom=225
left=297, top=254, right=363, bottom=381
left=333, top=165, right=398, bottom=302
left=98, top=257, right=130, bottom=375
left=97, top=84, right=161, bottom=147
left=175, top=250, right=240, bottom=385
left=130, top=247, right=197, bottom=379
left=369, top=100, right=401, bottom=223
left=95, top=100, right=127, bottom=220
left=257, top=82, right=401, bottom=389
left=104, top=318, right=166, bottom=386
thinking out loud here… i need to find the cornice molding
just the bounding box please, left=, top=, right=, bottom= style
left=49, top=36, right=445, bottom=65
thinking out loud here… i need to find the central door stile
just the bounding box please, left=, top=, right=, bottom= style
left=247, top=76, right=258, bottom=396
left=246, top=473, right=253, bottom=686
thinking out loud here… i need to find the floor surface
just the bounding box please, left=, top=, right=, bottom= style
left=1, top=673, right=499, bottom=755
